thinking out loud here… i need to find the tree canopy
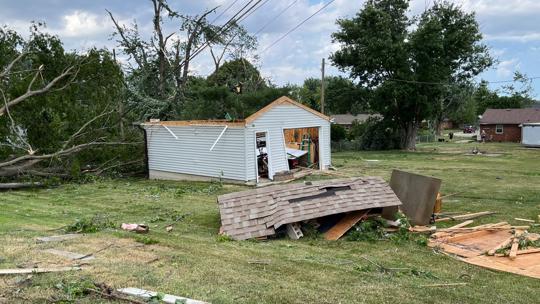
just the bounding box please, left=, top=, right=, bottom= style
left=331, top=0, right=492, bottom=149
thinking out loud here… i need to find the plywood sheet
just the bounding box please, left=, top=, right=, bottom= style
left=324, top=210, right=369, bottom=240
left=388, top=170, right=441, bottom=225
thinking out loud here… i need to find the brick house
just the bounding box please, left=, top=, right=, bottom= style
left=480, top=108, right=540, bottom=142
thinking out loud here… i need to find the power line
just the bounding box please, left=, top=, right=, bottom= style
left=255, top=0, right=299, bottom=35
left=210, top=0, right=240, bottom=24
left=386, top=76, right=540, bottom=86
left=260, top=0, right=336, bottom=54
left=186, top=0, right=264, bottom=63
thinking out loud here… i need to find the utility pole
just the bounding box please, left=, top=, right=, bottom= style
left=320, top=58, right=325, bottom=114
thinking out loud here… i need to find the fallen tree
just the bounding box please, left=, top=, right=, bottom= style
left=0, top=26, right=142, bottom=184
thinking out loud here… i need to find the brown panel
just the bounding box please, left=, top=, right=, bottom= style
left=388, top=170, right=441, bottom=226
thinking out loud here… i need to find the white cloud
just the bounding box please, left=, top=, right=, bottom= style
left=56, top=10, right=109, bottom=38
left=496, top=58, right=520, bottom=77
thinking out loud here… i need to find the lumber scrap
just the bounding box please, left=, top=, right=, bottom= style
left=448, top=220, right=474, bottom=229
left=324, top=210, right=370, bottom=240
left=117, top=287, right=208, bottom=304
left=0, top=266, right=81, bottom=275
left=443, top=230, right=494, bottom=243
left=517, top=248, right=540, bottom=255
left=509, top=231, right=523, bottom=260
left=515, top=218, right=535, bottom=223
left=36, top=234, right=81, bottom=243
left=487, top=237, right=514, bottom=256
left=463, top=255, right=540, bottom=280
left=435, top=211, right=495, bottom=222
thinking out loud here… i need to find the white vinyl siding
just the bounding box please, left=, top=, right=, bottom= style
left=145, top=125, right=247, bottom=181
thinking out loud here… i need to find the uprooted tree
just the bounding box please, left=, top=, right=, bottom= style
left=108, top=0, right=257, bottom=120
left=331, top=0, right=492, bottom=149
left=0, top=25, right=141, bottom=184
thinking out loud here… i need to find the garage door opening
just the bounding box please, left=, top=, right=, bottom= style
left=283, top=127, right=320, bottom=170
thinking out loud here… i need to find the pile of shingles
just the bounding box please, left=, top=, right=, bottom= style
left=424, top=221, right=540, bottom=279
left=217, top=177, right=402, bottom=240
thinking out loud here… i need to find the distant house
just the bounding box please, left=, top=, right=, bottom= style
left=331, top=114, right=381, bottom=130
left=479, top=108, right=540, bottom=142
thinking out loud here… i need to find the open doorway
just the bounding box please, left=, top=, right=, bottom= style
left=283, top=127, right=320, bottom=170
left=255, top=131, right=270, bottom=183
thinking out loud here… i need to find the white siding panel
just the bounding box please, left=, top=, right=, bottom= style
left=145, top=125, right=246, bottom=181
left=245, top=104, right=331, bottom=180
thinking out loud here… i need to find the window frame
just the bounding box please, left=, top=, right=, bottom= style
left=495, top=124, right=504, bottom=134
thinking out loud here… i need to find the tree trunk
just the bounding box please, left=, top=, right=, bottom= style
left=400, top=122, right=418, bottom=150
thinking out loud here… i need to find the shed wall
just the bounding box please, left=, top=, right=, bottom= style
left=480, top=124, right=521, bottom=142
left=145, top=125, right=247, bottom=181
left=245, top=104, right=331, bottom=181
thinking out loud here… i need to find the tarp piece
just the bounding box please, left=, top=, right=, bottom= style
left=386, top=170, right=441, bottom=226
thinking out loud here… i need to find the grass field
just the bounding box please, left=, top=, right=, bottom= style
left=1, top=141, right=539, bottom=303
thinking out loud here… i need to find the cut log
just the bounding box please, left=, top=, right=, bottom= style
left=0, top=266, right=81, bottom=275
left=325, top=210, right=370, bottom=240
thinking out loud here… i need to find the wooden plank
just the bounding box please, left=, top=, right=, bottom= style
left=0, top=267, right=81, bottom=275
left=515, top=218, right=535, bottom=223
left=443, top=230, right=494, bottom=243
left=36, top=234, right=81, bottom=243
left=517, top=248, right=540, bottom=255
left=435, top=211, right=495, bottom=222
left=325, top=210, right=370, bottom=240
left=448, top=220, right=474, bottom=229
left=117, top=287, right=209, bottom=304
left=487, top=237, right=514, bottom=256
left=509, top=231, right=523, bottom=260
left=428, top=241, right=481, bottom=258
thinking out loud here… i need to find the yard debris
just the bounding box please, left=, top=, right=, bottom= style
left=324, top=210, right=370, bottom=240
left=42, top=249, right=95, bottom=261
left=217, top=177, right=401, bottom=240
left=165, top=225, right=173, bottom=232
left=117, top=287, right=209, bottom=304
left=120, top=223, right=149, bottom=234
left=36, top=234, right=81, bottom=243
left=248, top=259, right=271, bottom=265
left=435, top=211, right=495, bottom=222
left=420, top=283, right=468, bottom=287
left=286, top=223, right=303, bottom=240
left=515, top=218, right=535, bottom=223
left=383, top=170, right=441, bottom=226
left=426, top=221, right=540, bottom=279
left=0, top=266, right=81, bottom=275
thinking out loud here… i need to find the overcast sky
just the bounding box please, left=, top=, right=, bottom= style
left=1, top=0, right=539, bottom=95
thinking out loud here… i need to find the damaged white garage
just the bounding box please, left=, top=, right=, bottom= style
left=141, top=96, right=331, bottom=184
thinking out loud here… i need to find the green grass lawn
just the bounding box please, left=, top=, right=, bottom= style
left=1, top=142, right=539, bottom=303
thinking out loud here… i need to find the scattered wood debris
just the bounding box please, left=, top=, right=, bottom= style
left=425, top=221, right=540, bottom=279
left=117, top=287, right=209, bottom=304
left=435, top=211, right=495, bottom=222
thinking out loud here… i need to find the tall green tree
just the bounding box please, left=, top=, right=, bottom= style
left=331, top=0, right=492, bottom=149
